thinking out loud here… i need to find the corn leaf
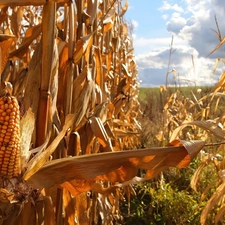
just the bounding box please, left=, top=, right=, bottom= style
left=20, top=108, right=35, bottom=170
left=201, top=181, right=225, bottom=225
left=25, top=140, right=205, bottom=193
left=170, top=120, right=225, bottom=142
left=73, top=34, right=93, bottom=64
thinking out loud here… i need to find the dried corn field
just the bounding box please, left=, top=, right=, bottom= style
left=0, top=0, right=206, bottom=225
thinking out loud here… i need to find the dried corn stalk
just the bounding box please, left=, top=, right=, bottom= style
left=0, top=1, right=205, bottom=224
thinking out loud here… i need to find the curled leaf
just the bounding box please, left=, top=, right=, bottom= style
left=25, top=140, right=205, bottom=194
left=170, top=120, right=225, bottom=142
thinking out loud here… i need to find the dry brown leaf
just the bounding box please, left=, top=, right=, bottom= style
left=63, top=189, right=76, bottom=225
left=170, top=120, right=225, bottom=142
left=72, top=78, right=94, bottom=128
left=11, top=6, right=24, bottom=37
left=215, top=203, right=225, bottom=224
left=103, top=8, right=115, bottom=26
left=200, top=183, right=215, bottom=203
left=207, top=36, right=225, bottom=57
left=20, top=108, right=35, bottom=170
left=190, top=157, right=212, bottom=192
left=211, top=58, right=220, bottom=79
left=122, top=64, right=131, bottom=77
left=57, top=42, right=68, bottom=120
left=60, top=180, right=95, bottom=196
left=86, top=0, right=98, bottom=25
left=89, top=116, right=113, bottom=152
left=23, top=114, right=76, bottom=181
left=0, top=36, right=14, bottom=73
left=73, top=34, right=93, bottom=64
left=94, top=47, right=103, bottom=90
left=112, top=118, right=130, bottom=127
left=44, top=196, right=56, bottom=225
left=23, top=41, right=42, bottom=118
left=72, top=68, right=87, bottom=108
left=0, top=7, right=7, bottom=25
left=113, top=128, right=139, bottom=138
left=25, top=140, right=205, bottom=192
left=103, top=21, right=114, bottom=33
left=201, top=181, right=225, bottom=225
left=19, top=199, right=36, bottom=225
left=68, top=131, right=81, bottom=156
left=120, top=0, right=129, bottom=17
left=74, top=193, right=89, bottom=224
left=9, top=24, right=41, bottom=59
left=0, top=0, right=70, bottom=7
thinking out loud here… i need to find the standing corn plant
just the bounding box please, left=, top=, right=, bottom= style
left=0, top=0, right=205, bottom=224
left=164, top=20, right=225, bottom=223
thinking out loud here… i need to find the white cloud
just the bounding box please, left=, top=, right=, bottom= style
left=136, top=46, right=220, bottom=87
left=129, top=0, right=225, bottom=87
left=166, top=13, right=187, bottom=34
left=133, top=34, right=223, bottom=87
left=133, top=36, right=189, bottom=54
left=165, top=0, right=224, bottom=58
left=159, top=1, right=184, bottom=13
left=162, top=14, right=168, bottom=20
left=131, top=19, right=139, bottom=29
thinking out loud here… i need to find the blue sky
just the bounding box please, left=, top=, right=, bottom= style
left=124, top=0, right=225, bottom=87
left=126, top=1, right=167, bottom=40
left=125, top=0, right=170, bottom=56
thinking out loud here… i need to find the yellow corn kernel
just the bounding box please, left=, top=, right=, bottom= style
left=0, top=95, right=21, bottom=178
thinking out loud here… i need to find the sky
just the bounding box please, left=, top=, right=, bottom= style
left=124, top=0, right=225, bottom=87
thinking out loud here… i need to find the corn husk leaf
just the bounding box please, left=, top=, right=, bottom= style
left=20, top=108, right=35, bottom=170
left=0, top=35, right=14, bottom=73
left=63, top=188, right=76, bottom=225
left=207, top=36, right=225, bottom=57
left=113, top=127, right=139, bottom=137
left=201, top=181, right=225, bottom=225
left=120, top=0, right=129, bottom=17
left=0, top=0, right=69, bottom=7
left=89, top=116, right=113, bottom=152
left=25, top=140, right=205, bottom=194
left=190, top=156, right=212, bottom=192
left=215, top=203, right=225, bottom=225
left=73, top=34, right=93, bottom=64
left=86, top=0, right=98, bottom=25
left=44, top=196, right=56, bottom=225
left=23, top=114, right=76, bottom=181
left=170, top=120, right=225, bottom=142
left=9, top=24, right=41, bottom=59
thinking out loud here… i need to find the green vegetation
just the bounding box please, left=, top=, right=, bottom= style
left=138, top=86, right=214, bottom=103
left=121, top=85, right=225, bottom=224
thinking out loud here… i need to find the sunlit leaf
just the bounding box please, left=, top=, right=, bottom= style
left=26, top=140, right=205, bottom=192
left=23, top=114, right=76, bottom=181
left=207, top=36, right=225, bottom=57
left=9, top=24, right=41, bottom=59
left=170, top=120, right=225, bottom=142
left=73, top=34, right=93, bottom=64
left=0, top=35, right=14, bottom=73
left=201, top=181, right=225, bottom=225
left=20, top=108, right=35, bottom=170
left=120, top=0, right=129, bottom=17
left=89, top=116, right=113, bottom=152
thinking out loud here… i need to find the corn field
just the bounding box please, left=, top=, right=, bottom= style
left=0, top=0, right=208, bottom=224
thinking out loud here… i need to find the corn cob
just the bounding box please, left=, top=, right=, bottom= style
left=0, top=93, right=21, bottom=178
